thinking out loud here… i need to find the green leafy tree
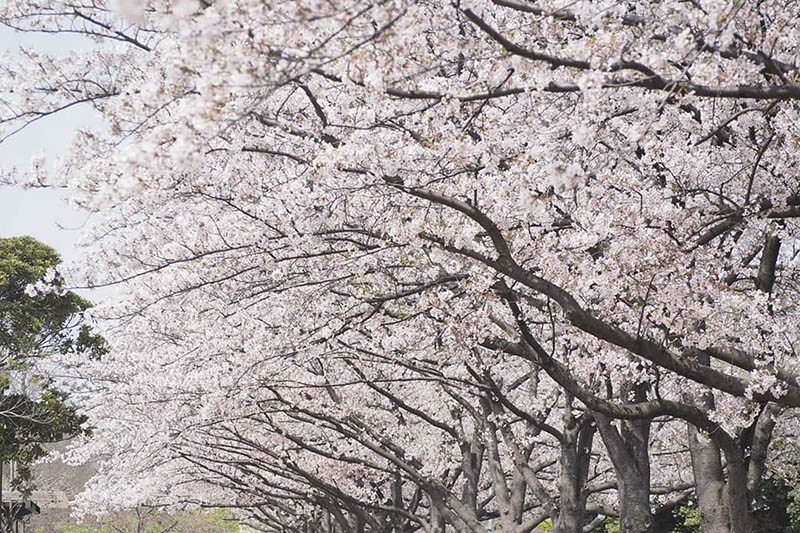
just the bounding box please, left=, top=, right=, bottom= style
left=0, top=236, right=105, bottom=493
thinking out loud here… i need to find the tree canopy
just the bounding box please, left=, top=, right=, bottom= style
left=0, top=237, right=102, bottom=492
left=2, top=1, right=800, bottom=532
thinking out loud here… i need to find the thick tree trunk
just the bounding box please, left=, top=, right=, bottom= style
left=617, top=416, right=653, bottom=532
left=686, top=345, right=757, bottom=533
left=554, top=403, right=594, bottom=533
left=554, top=443, right=584, bottom=533
left=688, top=424, right=730, bottom=532
left=724, top=442, right=753, bottom=533
left=689, top=429, right=753, bottom=533
left=427, top=494, right=447, bottom=533
left=618, top=471, right=653, bottom=533
left=593, top=383, right=653, bottom=533
left=747, top=403, right=781, bottom=494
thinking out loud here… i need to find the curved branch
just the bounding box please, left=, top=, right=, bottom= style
left=462, top=8, right=800, bottom=101
left=401, top=186, right=800, bottom=407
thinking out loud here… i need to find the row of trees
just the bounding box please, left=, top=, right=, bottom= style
left=3, top=1, right=800, bottom=532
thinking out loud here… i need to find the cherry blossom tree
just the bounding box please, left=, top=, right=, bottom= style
left=3, top=1, right=800, bottom=532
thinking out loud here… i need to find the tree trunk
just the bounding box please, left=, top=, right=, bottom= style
left=688, top=423, right=729, bottom=531
left=554, top=404, right=594, bottom=533
left=554, top=442, right=584, bottom=533
left=594, top=383, right=653, bottom=533
left=618, top=470, right=653, bottom=533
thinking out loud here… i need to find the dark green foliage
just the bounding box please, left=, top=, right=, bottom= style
left=669, top=503, right=701, bottom=533
left=0, top=237, right=106, bottom=362
left=750, top=475, right=800, bottom=533
left=0, top=236, right=104, bottom=493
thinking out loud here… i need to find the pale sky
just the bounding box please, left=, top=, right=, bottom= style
left=0, top=26, right=99, bottom=266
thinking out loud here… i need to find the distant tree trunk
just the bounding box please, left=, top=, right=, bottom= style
left=460, top=434, right=484, bottom=515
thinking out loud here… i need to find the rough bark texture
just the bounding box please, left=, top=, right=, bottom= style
left=723, top=444, right=752, bottom=533
left=756, top=234, right=780, bottom=293
left=686, top=349, right=734, bottom=533
left=460, top=437, right=484, bottom=512
left=594, top=408, right=653, bottom=533
left=688, top=423, right=730, bottom=532
left=554, top=397, right=595, bottom=533
left=746, top=403, right=781, bottom=495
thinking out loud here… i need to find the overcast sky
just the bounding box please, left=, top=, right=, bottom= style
left=0, top=26, right=98, bottom=266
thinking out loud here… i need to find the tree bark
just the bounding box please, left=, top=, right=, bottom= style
left=724, top=443, right=752, bottom=533
left=595, top=408, right=653, bottom=533
left=688, top=423, right=730, bottom=532
left=553, top=396, right=595, bottom=533
left=746, top=403, right=781, bottom=494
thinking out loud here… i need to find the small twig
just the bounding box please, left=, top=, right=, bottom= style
left=745, top=132, right=775, bottom=205
left=694, top=100, right=780, bottom=146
